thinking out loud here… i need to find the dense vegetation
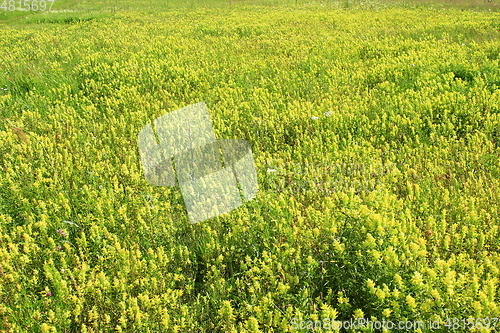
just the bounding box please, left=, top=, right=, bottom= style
left=1, top=0, right=500, bottom=331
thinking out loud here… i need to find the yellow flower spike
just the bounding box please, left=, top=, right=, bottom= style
left=367, top=279, right=376, bottom=290
left=375, top=288, right=386, bottom=300
left=353, top=309, right=364, bottom=319
left=405, top=295, right=417, bottom=311
left=411, top=272, right=424, bottom=286
left=40, top=323, right=54, bottom=333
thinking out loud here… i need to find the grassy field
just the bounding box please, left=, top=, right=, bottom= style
left=1, top=0, right=500, bottom=331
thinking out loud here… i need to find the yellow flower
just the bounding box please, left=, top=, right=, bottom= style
left=353, top=309, right=364, bottom=318
left=40, top=323, right=54, bottom=333
left=406, top=295, right=417, bottom=310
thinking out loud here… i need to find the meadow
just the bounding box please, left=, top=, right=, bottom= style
left=1, top=0, right=500, bottom=331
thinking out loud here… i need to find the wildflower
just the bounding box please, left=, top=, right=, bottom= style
left=46, top=291, right=52, bottom=297
left=40, top=323, right=53, bottom=333
left=56, top=229, right=67, bottom=237
left=382, top=308, right=392, bottom=317
left=406, top=295, right=417, bottom=309
left=324, top=111, right=333, bottom=117
left=266, top=168, right=277, bottom=173
left=311, top=116, right=319, bottom=120
left=353, top=309, right=364, bottom=318
left=56, top=245, right=62, bottom=251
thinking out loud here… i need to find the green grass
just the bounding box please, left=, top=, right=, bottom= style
left=1, top=0, right=500, bottom=332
